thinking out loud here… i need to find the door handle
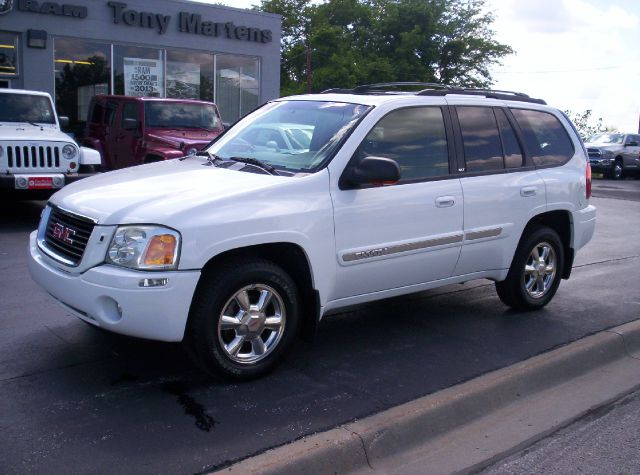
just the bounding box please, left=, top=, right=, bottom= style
left=436, top=196, right=455, bottom=208
left=520, top=186, right=537, bottom=197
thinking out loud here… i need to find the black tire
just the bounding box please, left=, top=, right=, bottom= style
left=496, top=225, right=564, bottom=310
left=186, top=258, right=300, bottom=380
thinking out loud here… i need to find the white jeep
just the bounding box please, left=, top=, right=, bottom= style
left=0, top=89, right=101, bottom=196
left=28, top=83, right=596, bottom=379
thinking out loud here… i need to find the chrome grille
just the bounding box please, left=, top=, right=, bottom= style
left=7, top=144, right=61, bottom=169
left=43, top=207, right=95, bottom=266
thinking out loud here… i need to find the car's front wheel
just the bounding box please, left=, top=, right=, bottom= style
left=496, top=225, right=564, bottom=310
left=612, top=160, right=624, bottom=180
left=186, top=258, right=299, bottom=380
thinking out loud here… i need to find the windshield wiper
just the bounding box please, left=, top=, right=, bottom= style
left=228, top=156, right=279, bottom=175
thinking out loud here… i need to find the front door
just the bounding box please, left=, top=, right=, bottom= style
left=330, top=106, right=464, bottom=300
left=112, top=101, right=142, bottom=169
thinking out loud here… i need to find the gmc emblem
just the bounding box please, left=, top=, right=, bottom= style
left=52, top=222, right=76, bottom=245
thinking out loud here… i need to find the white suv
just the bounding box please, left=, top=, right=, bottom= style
left=0, top=89, right=101, bottom=196
left=28, top=83, right=596, bottom=379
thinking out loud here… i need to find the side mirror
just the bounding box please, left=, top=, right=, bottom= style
left=340, top=156, right=400, bottom=189
left=223, top=122, right=230, bottom=129
left=625, top=141, right=638, bottom=147
left=266, top=140, right=279, bottom=151
left=123, top=118, right=139, bottom=131
left=58, top=116, right=69, bottom=129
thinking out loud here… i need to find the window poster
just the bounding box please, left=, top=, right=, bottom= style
left=123, top=57, right=163, bottom=97
left=167, top=61, right=201, bottom=99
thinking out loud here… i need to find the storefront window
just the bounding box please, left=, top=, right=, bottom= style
left=54, top=38, right=110, bottom=136
left=0, top=32, right=19, bottom=77
left=215, top=54, right=260, bottom=123
left=166, top=49, right=214, bottom=102
left=113, top=45, right=164, bottom=98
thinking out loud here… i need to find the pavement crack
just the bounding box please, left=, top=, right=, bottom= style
left=344, top=427, right=375, bottom=471
left=45, top=325, right=71, bottom=344
left=573, top=255, right=640, bottom=269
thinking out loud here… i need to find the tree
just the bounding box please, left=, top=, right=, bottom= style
left=564, top=109, right=615, bottom=141
left=258, top=0, right=512, bottom=95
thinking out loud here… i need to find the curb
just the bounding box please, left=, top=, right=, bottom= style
left=214, top=319, right=640, bottom=474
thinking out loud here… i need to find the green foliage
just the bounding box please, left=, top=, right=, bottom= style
left=564, top=109, right=615, bottom=141
left=258, top=0, right=512, bottom=95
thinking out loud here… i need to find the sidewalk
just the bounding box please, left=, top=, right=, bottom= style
left=214, top=319, right=640, bottom=474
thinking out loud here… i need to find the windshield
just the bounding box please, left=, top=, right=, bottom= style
left=0, top=94, right=56, bottom=124
left=206, top=100, right=371, bottom=173
left=587, top=133, right=624, bottom=145
left=144, top=102, right=222, bottom=130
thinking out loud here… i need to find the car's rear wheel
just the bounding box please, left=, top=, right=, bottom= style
left=186, top=258, right=299, bottom=380
left=496, top=225, right=564, bottom=310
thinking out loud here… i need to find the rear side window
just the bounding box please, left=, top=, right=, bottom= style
left=356, top=107, right=450, bottom=181
left=511, top=109, right=575, bottom=167
left=456, top=106, right=504, bottom=172
left=105, top=101, right=118, bottom=126
left=495, top=109, right=524, bottom=168
left=90, top=103, right=105, bottom=124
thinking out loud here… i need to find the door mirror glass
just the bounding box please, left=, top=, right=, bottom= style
left=342, top=156, right=400, bottom=189
left=58, top=116, right=70, bottom=129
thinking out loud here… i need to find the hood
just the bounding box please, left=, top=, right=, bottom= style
left=0, top=123, right=71, bottom=142
left=583, top=142, right=620, bottom=150
left=50, top=158, right=290, bottom=225
left=146, top=127, right=220, bottom=148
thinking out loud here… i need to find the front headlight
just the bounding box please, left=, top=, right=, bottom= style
left=62, top=144, right=78, bottom=160
left=106, top=226, right=181, bottom=270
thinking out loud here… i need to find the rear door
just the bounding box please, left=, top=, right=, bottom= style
left=623, top=134, right=640, bottom=170
left=330, top=105, right=464, bottom=300
left=450, top=104, right=547, bottom=276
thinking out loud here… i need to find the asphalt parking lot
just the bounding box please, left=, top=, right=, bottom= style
left=1, top=177, right=639, bottom=474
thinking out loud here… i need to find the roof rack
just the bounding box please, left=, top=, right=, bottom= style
left=320, top=82, right=546, bottom=105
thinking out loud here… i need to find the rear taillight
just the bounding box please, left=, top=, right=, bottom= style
left=586, top=161, right=592, bottom=200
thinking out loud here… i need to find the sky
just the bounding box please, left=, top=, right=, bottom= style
left=197, top=0, right=640, bottom=132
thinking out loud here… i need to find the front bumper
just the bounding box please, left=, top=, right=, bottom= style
left=28, top=231, right=201, bottom=342
left=572, top=204, right=596, bottom=251
left=0, top=173, right=94, bottom=191
left=588, top=159, right=614, bottom=173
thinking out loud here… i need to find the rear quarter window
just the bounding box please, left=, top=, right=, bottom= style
left=511, top=109, right=575, bottom=167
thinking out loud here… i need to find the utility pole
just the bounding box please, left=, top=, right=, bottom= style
left=306, top=42, right=313, bottom=93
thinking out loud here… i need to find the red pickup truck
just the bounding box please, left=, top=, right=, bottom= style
left=81, top=96, right=224, bottom=170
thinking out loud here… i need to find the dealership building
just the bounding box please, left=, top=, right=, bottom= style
left=0, top=0, right=281, bottom=131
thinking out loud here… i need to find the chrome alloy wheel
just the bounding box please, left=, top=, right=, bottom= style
left=523, top=242, right=557, bottom=299
left=217, top=284, right=286, bottom=364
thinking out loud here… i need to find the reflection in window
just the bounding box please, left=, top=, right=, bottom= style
left=357, top=107, right=449, bottom=181
left=215, top=54, right=259, bottom=123
left=54, top=38, right=110, bottom=135
left=166, top=49, right=214, bottom=102
left=511, top=109, right=575, bottom=167
left=0, top=32, right=18, bottom=77
left=113, top=45, right=164, bottom=98
left=457, top=106, right=504, bottom=172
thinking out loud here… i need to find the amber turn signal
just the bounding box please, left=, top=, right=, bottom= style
left=143, top=234, right=177, bottom=266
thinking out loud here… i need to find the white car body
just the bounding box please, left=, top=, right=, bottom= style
left=28, top=91, right=596, bottom=345
left=0, top=89, right=100, bottom=193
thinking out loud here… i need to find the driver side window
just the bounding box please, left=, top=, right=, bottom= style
left=355, top=107, right=450, bottom=182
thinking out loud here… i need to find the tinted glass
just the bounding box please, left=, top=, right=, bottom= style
left=90, top=103, right=105, bottom=124
left=511, top=109, right=575, bottom=167
left=495, top=109, right=524, bottom=168
left=166, top=48, right=214, bottom=102
left=215, top=54, right=259, bottom=123
left=357, top=107, right=449, bottom=181
left=113, top=45, right=164, bottom=97
left=0, top=94, right=55, bottom=124
left=144, top=102, right=221, bottom=130
left=457, top=107, right=504, bottom=172
left=105, top=102, right=118, bottom=126
left=121, top=102, right=139, bottom=125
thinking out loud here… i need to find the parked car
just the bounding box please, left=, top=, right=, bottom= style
left=584, top=132, right=640, bottom=179
left=28, top=83, right=596, bottom=380
left=0, top=89, right=101, bottom=198
left=81, top=96, right=224, bottom=170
